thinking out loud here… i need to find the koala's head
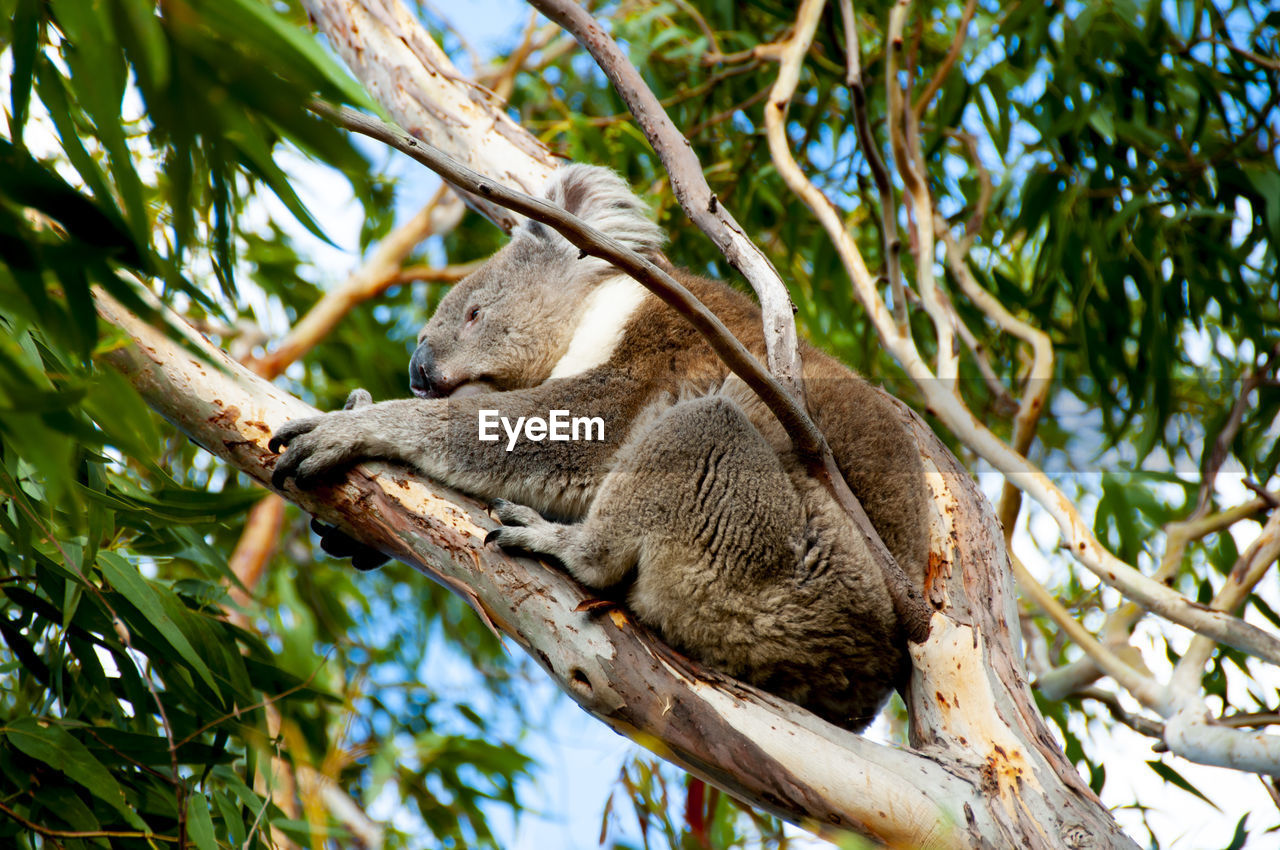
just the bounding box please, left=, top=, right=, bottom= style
left=409, top=165, right=664, bottom=398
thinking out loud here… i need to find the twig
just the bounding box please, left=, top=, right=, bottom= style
left=0, top=799, right=178, bottom=843
left=936, top=287, right=1018, bottom=415
left=687, top=86, right=771, bottom=137
left=911, top=0, right=977, bottom=117
left=839, top=0, right=908, bottom=333
left=1172, top=509, right=1280, bottom=694
left=479, top=13, right=544, bottom=102
left=173, top=655, right=332, bottom=749
left=1071, top=687, right=1166, bottom=740
left=390, top=260, right=484, bottom=285
left=943, top=129, right=992, bottom=252
left=1197, top=341, right=1280, bottom=513
left=1261, top=775, right=1280, bottom=812
left=1219, top=711, right=1280, bottom=729
left=671, top=0, right=723, bottom=58
left=525, top=0, right=807, bottom=400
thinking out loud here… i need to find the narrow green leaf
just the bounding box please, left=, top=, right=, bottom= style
left=1146, top=760, right=1219, bottom=810
left=186, top=789, right=219, bottom=850
left=107, top=0, right=170, bottom=93
left=8, top=0, right=41, bottom=146
left=211, top=0, right=381, bottom=114
left=97, top=550, right=222, bottom=697
left=3, top=717, right=149, bottom=830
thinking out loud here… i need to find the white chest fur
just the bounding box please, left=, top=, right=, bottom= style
left=549, top=276, right=649, bottom=378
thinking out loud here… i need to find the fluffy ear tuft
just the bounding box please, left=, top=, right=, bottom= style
left=531, top=164, right=665, bottom=257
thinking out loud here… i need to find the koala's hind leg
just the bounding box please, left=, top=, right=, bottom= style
left=488, top=395, right=804, bottom=607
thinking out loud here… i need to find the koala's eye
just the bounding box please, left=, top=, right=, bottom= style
left=465, top=306, right=480, bottom=325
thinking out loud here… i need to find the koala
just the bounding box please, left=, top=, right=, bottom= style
left=270, top=165, right=929, bottom=732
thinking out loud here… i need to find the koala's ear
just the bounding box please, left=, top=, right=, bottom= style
left=537, top=164, right=665, bottom=257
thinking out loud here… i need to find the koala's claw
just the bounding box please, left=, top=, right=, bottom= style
left=267, top=416, right=321, bottom=454
left=485, top=500, right=559, bottom=555
left=490, top=498, right=543, bottom=527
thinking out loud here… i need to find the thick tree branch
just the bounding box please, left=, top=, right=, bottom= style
left=93, top=284, right=1141, bottom=848
left=300, top=0, right=558, bottom=231
left=94, top=288, right=1040, bottom=849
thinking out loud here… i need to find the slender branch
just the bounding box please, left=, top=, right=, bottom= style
left=839, top=0, right=908, bottom=333
left=1071, top=687, right=1166, bottom=740
left=524, top=0, right=807, bottom=400
left=0, top=799, right=178, bottom=843
left=935, top=287, right=1018, bottom=415
left=1197, top=342, right=1280, bottom=512
left=390, top=260, right=484, bottom=286
left=888, top=0, right=954, bottom=382
left=912, top=0, right=977, bottom=117
left=1172, top=509, right=1280, bottom=693
left=943, top=130, right=993, bottom=253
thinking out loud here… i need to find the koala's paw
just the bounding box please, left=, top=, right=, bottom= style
left=484, top=499, right=564, bottom=557
left=269, top=407, right=369, bottom=490
left=310, top=518, right=389, bottom=571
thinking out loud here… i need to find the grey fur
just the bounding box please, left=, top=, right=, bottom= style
left=271, top=165, right=929, bottom=732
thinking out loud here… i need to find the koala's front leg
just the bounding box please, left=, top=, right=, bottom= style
left=269, top=389, right=426, bottom=489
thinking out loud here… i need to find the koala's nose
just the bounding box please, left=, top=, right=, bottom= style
left=409, top=340, right=439, bottom=398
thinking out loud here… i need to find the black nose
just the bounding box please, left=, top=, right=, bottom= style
left=409, top=341, right=439, bottom=398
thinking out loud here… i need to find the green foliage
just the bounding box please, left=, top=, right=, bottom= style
left=1, top=0, right=1277, bottom=847
left=0, top=0, right=530, bottom=846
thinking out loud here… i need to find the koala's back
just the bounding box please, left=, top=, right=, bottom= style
left=614, top=269, right=930, bottom=590
left=578, top=271, right=930, bottom=729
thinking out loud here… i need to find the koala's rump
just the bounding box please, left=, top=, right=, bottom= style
left=612, top=392, right=906, bottom=731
